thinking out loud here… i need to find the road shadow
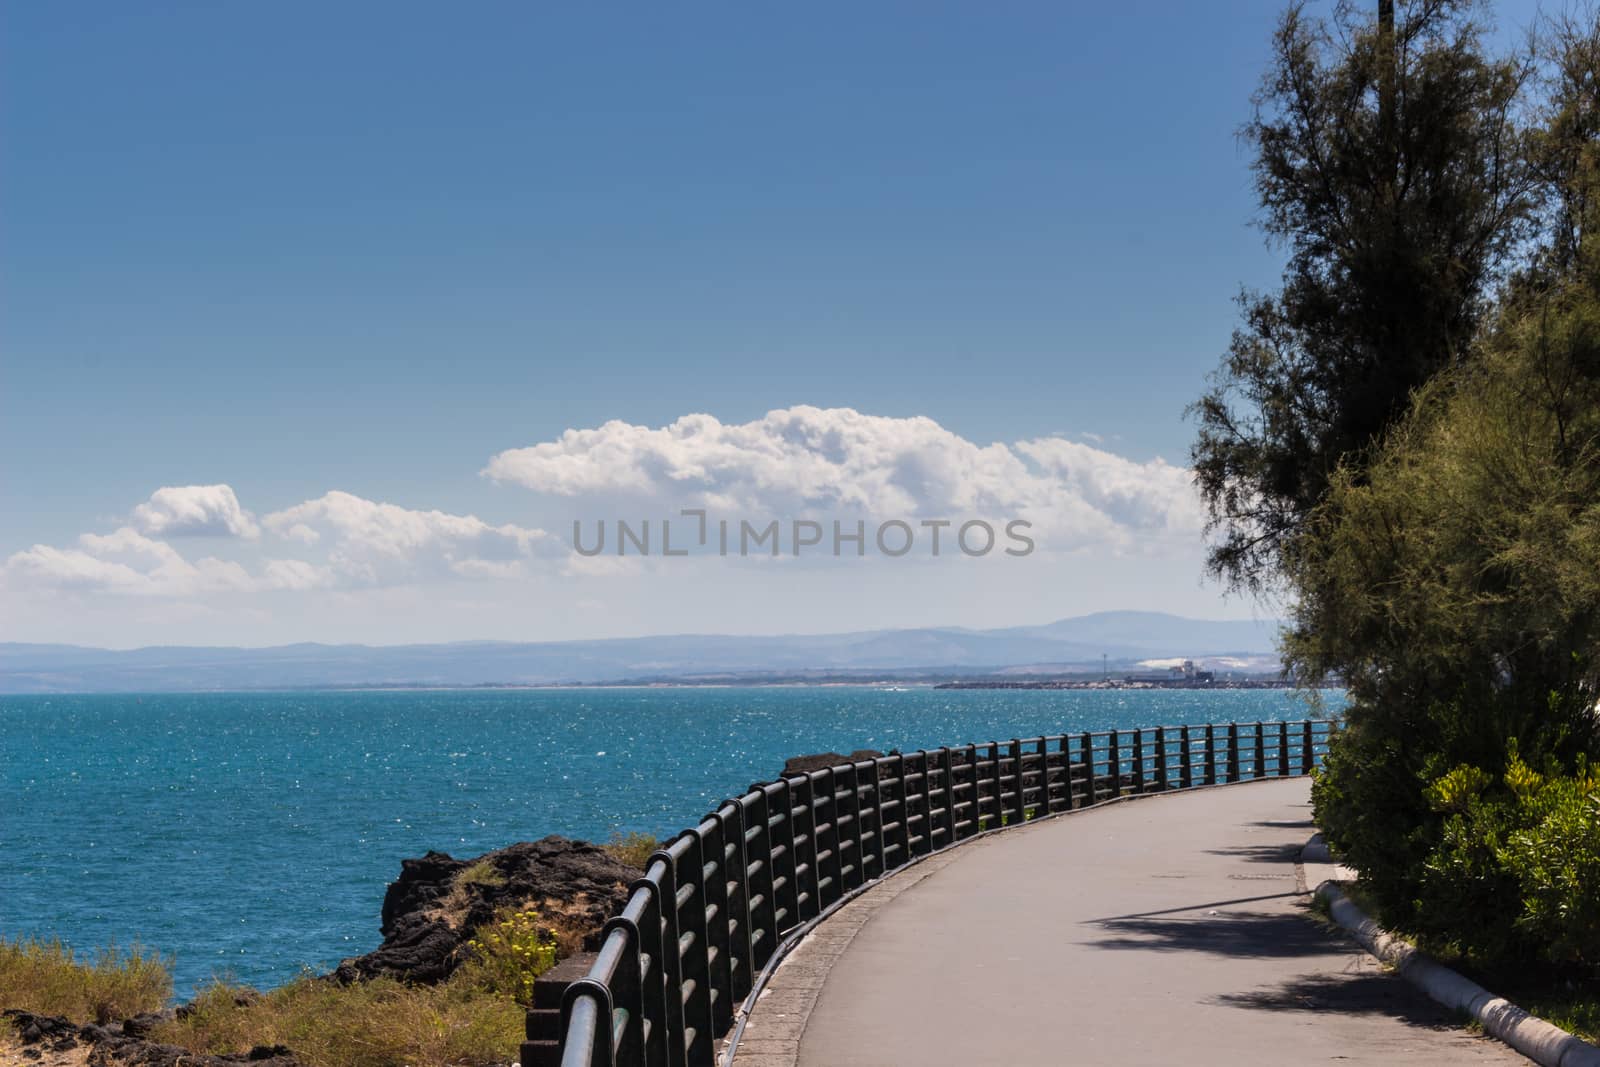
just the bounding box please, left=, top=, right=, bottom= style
left=1086, top=898, right=1474, bottom=1030
left=1214, top=973, right=1468, bottom=1029
left=1084, top=901, right=1347, bottom=960
left=1204, top=842, right=1303, bottom=864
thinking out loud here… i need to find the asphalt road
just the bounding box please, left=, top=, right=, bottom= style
left=794, top=778, right=1526, bottom=1066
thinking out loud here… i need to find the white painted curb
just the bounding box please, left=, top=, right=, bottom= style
left=1314, top=880, right=1600, bottom=1067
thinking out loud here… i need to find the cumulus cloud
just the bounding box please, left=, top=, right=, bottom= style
left=262, top=491, right=552, bottom=584
left=132, top=485, right=260, bottom=538
left=485, top=406, right=1201, bottom=550
left=4, top=406, right=1202, bottom=610
left=5, top=527, right=260, bottom=597
left=5, top=490, right=552, bottom=598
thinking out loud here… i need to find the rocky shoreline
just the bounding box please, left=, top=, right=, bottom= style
left=2, top=1007, right=297, bottom=1067
left=1, top=752, right=864, bottom=1066
left=3, top=836, right=641, bottom=1067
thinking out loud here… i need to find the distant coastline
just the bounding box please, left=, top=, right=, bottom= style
left=0, top=611, right=1287, bottom=694
left=934, top=678, right=1297, bottom=691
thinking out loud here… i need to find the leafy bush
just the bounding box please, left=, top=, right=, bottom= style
left=459, top=907, right=559, bottom=1004
left=1318, top=736, right=1600, bottom=969
left=1500, top=759, right=1600, bottom=964
left=0, top=936, right=171, bottom=1024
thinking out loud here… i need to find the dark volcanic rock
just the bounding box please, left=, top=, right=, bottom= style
left=780, top=749, right=884, bottom=778
left=119, top=1011, right=174, bottom=1039
left=88, top=1040, right=300, bottom=1066
left=331, top=834, right=635, bottom=985
left=3, top=1010, right=301, bottom=1067
left=4, top=1009, right=80, bottom=1050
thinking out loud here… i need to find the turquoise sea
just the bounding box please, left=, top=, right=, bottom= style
left=0, top=687, right=1342, bottom=996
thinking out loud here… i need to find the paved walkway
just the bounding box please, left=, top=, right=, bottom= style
left=734, top=778, right=1525, bottom=1067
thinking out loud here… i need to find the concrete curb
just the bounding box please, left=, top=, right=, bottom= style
left=1313, top=875, right=1600, bottom=1067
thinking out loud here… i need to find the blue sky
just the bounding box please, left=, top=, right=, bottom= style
left=0, top=1, right=1547, bottom=647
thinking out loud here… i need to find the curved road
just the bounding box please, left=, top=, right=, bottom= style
left=736, top=778, right=1524, bottom=1067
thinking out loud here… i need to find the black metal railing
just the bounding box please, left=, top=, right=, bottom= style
left=552, top=718, right=1338, bottom=1067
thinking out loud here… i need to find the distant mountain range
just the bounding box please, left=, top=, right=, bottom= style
left=0, top=612, right=1283, bottom=693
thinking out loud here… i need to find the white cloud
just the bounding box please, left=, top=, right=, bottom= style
left=5, top=490, right=552, bottom=598
left=261, top=491, right=552, bottom=584
left=1013, top=437, right=1202, bottom=536
left=485, top=406, right=1201, bottom=551
left=132, top=485, right=260, bottom=538
left=3, top=407, right=1205, bottom=628
left=5, top=527, right=258, bottom=597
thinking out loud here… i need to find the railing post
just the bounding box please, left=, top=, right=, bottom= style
left=1132, top=729, right=1146, bottom=793
left=1277, top=721, right=1290, bottom=777
left=863, top=757, right=887, bottom=880
left=1107, top=730, right=1121, bottom=799
left=693, top=820, right=733, bottom=1037
left=1075, top=733, right=1091, bottom=807
left=1302, top=720, right=1314, bottom=775
left=675, top=836, right=714, bottom=1066
left=632, top=873, right=670, bottom=1067
left=988, top=742, right=1004, bottom=827
left=908, top=751, right=921, bottom=857
left=837, top=761, right=863, bottom=893
left=1226, top=723, right=1240, bottom=782
left=958, top=744, right=977, bottom=838
left=645, top=849, right=687, bottom=1067
left=717, top=803, right=754, bottom=1005
left=939, top=747, right=957, bottom=845
left=891, top=752, right=911, bottom=866
left=905, top=752, right=925, bottom=856
left=1156, top=726, right=1169, bottom=790
left=813, top=767, right=841, bottom=909
left=560, top=983, right=616, bottom=1067
left=768, top=780, right=798, bottom=939
left=1253, top=722, right=1265, bottom=779
left=1053, top=735, right=1072, bottom=812
left=789, top=774, right=819, bottom=923
left=1005, top=739, right=1024, bottom=825
left=742, top=792, right=776, bottom=978
left=1178, top=725, right=1192, bottom=789
left=1204, top=723, right=1217, bottom=786
left=601, top=915, right=644, bottom=1067
left=1037, top=734, right=1050, bottom=815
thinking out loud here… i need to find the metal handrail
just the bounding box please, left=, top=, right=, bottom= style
left=553, top=718, right=1339, bottom=1067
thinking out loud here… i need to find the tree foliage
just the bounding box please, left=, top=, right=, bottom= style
left=1191, top=0, right=1536, bottom=594
left=1291, top=7, right=1600, bottom=967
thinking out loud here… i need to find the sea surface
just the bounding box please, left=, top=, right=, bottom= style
left=0, top=686, right=1343, bottom=995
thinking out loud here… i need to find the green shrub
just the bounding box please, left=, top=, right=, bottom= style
left=1328, top=744, right=1600, bottom=969
left=459, top=907, right=559, bottom=1005
left=1500, top=760, right=1600, bottom=965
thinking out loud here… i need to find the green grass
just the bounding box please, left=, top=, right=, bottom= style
left=603, top=831, right=661, bottom=868
left=453, top=859, right=506, bottom=889
left=154, top=904, right=560, bottom=1067
left=157, top=974, right=523, bottom=1067
left=0, top=906, right=563, bottom=1067
left=0, top=935, right=172, bottom=1025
